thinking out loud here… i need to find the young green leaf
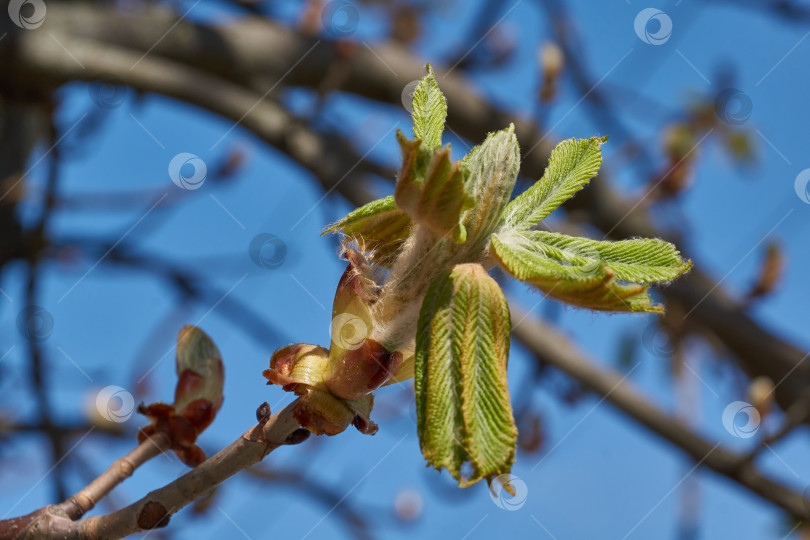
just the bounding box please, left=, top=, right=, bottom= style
left=527, top=231, right=692, bottom=282
left=490, top=231, right=669, bottom=312
left=411, top=64, right=447, bottom=150
left=503, top=136, right=607, bottom=230
left=322, top=196, right=412, bottom=264
left=460, top=124, right=521, bottom=247
left=394, top=131, right=475, bottom=243
left=415, top=263, right=517, bottom=487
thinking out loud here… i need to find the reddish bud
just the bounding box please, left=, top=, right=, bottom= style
left=136, top=326, right=225, bottom=467
left=174, top=326, right=224, bottom=419
left=325, top=339, right=403, bottom=400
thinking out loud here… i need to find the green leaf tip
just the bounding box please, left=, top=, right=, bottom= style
left=503, top=136, right=607, bottom=231
left=411, top=64, right=447, bottom=151
left=415, top=263, right=517, bottom=487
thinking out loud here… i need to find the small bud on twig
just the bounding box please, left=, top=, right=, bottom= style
left=138, top=326, right=225, bottom=467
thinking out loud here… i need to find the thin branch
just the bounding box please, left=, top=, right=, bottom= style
left=59, top=432, right=171, bottom=520
left=741, top=387, right=810, bottom=465
left=508, top=300, right=810, bottom=521
left=0, top=401, right=303, bottom=539
left=78, top=401, right=302, bottom=538
left=245, top=467, right=374, bottom=540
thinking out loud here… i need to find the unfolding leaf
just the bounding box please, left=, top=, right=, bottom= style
left=415, top=263, right=517, bottom=487
left=460, top=124, right=521, bottom=246
left=503, top=136, right=607, bottom=230
left=322, top=196, right=411, bottom=264
left=524, top=231, right=692, bottom=283
left=394, top=131, right=474, bottom=242
left=411, top=64, right=447, bottom=150
left=490, top=230, right=669, bottom=313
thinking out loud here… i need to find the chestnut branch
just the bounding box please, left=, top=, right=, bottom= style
left=0, top=401, right=304, bottom=540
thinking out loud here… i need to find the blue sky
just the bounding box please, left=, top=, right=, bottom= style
left=2, top=0, right=810, bottom=538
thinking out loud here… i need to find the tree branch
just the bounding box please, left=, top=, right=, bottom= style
left=58, top=433, right=171, bottom=520
left=508, top=300, right=810, bottom=521
left=1, top=401, right=303, bottom=539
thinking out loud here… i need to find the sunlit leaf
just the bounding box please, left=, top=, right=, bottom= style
left=411, top=64, right=447, bottom=150
left=415, top=263, right=516, bottom=487
left=503, top=136, right=606, bottom=230
left=322, top=196, right=411, bottom=265
left=460, top=124, right=520, bottom=246
left=490, top=230, right=682, bottom=313
left=395, top=131, right=474, bottom=243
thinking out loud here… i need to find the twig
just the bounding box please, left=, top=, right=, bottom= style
left=77, top=401, right=301, bottom=538
left=739, top=387, right=810, bottom=465
left=0, top=401, right=302, bottom=539
left=59, top=432, right=171, bottom=520
left=508, top=300, right=810, bottom=521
